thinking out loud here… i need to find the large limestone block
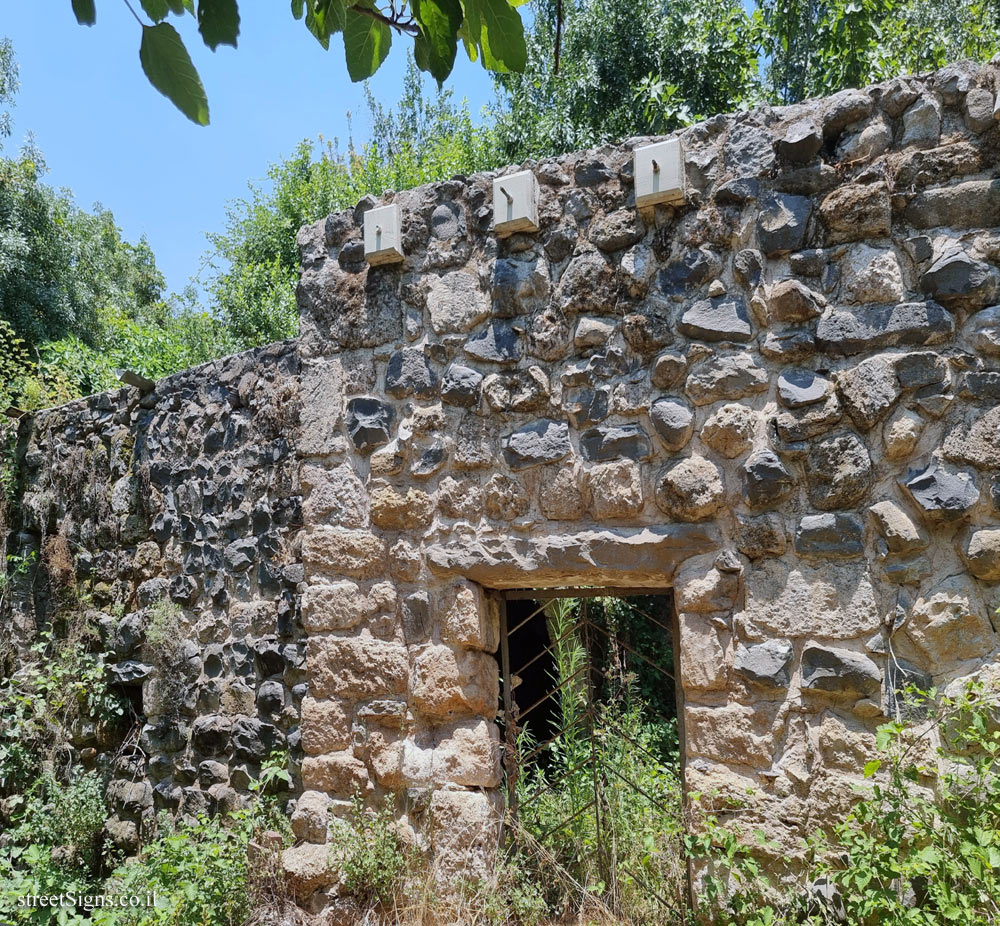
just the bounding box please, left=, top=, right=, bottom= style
left=685, top=703, right=775, bottom=769
left=429, top=789, right=502, bottom=885
left=411, top=645, right=499, bottom=720
left=370, top=481, right=435, bottom=529
left=963, top=529, right=1000, bottom=581
left=538, top=465, right=586, bottom=520
left=677, top=612, right=728, bottom=691
left=298, top=359, right=345, bottom=456
left=674, top=554, right=740, bottom=613
left=817, top=714, right=877, bottom=773
left=301, top=696, right=352, bottom=755
left=737, top=559, right=880, bottom=639
left=943, top=406, right=1000, bottom=471
left=303, top=528, right=387, bottom=580
left=868, top=500, right=928, bottom=555
left=425, top=525, right=716, bottom=588
left=282, top=843, right=339, bottom=901
left=655, top=456, right=725, bottom=522
left=432, top=719, right=502, bottom=787
left=441, top=581, right=500, bottom=652
left=301, top=752, right=372, bottom=796
left=905, top=575, right=996, bottom=667
left=302, top=580, right=394, bottom=633
left=302, top=463, right=368, bottom=527
left=307, top=635, right=409, bottom=699
left=291, top=790, right=331, bottom=843
left=368, top=728, right=407, bottom=789
left=587, top=460, right=644, bottom=519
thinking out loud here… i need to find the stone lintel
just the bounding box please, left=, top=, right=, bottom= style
left=426, top=525, right=719, bottom=588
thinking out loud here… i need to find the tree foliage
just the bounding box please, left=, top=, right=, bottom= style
left=69, top=0, right=527, bottom=124
left=203, top=57, right=501, bottom=347
left=758, top=0, right=1000, bottom=104
left=494, top=0, right=759, bottom=160
left=494, top=0, right=1000, bottom=160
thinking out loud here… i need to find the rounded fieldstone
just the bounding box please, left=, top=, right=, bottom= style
left=431, top=202, right=465, bottom=239
left=961, top=529, right=1000, bottom=580
left=806, top=431, right=873, bottom=510
left=649, top=397, right=694, bottom=452
left=655, top=456, right=725, bottom=522
left=701, top=404, right=756, bottom=459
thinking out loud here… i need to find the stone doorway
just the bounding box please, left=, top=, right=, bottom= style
left=497, top=589, right=687, bottom=917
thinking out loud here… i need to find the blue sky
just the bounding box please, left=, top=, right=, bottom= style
left=1, top=6, right=497, bottom=298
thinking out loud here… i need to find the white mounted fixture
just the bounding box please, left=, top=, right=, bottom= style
left=634, top=139, right=685, bottom=208
left=493, top=170, right=539, bottom=236
left=364, top=203, right=405, bottom=265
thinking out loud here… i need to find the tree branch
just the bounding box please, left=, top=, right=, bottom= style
left=353, top=3, right=420, bottom=36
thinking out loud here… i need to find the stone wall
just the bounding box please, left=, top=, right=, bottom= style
left=4, top=57, right=1000, bottom=912
left=290, top=58, right=1000, bottom=899
left=3, top=341, right=304, bottom=850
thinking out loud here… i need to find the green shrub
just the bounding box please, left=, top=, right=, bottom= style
left=328, top=794, right=411, bottom=908
left=0, top=623, right=127, bottom=794
left=695, top=675, right=1000, bottom=926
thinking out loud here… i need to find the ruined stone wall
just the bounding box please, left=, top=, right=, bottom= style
left=4, top=341, right=304, bottom=850
left=5, top=58, right=1000, bottom=912
left=289, top=59, right=1000, bottom=900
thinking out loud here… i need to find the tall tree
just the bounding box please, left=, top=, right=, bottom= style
left=492, top=0, right=760, bottom=160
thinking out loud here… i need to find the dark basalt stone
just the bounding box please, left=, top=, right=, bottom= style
left=776, top=119, right=823, bottom=163
left=733, top=640, right=793, bottom=688
left=758, top=193, right=812, bottom=256
left=679, top=295, right=753, bottom=343
left=794, top=513, right=866, bottom=558
left=816, top=301, right=954, bottom=355
left=441, top=364, right=483, bottom=407
left=346, top=397, right=395, bottom=452
left=385, top=348, right=438, bottom=398
left=743, top=449, right=794, bottom=508
left=658, top=249, right=717, bottom=295
left=579, top=424, right=653, bottom=462
left=502, top=419, right=571, bottom=470
left=649, top=397, right=695, bottom=451
left=464, top=320, right=522, bottom=365
left=802, top=644, right=881, bottom=697
left=903, top=460, right=980, bottom=521
left=777, top=369, right=831, bottom=407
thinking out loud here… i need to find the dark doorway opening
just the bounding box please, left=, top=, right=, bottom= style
left=496, top=589, right=687, bottom=922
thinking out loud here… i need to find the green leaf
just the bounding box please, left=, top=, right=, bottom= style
left=343, top=5, right=392, bottom=80
left=291, top=0, right=304, bottom=17
left=140, top=0, right=171, bottom=20
left=197, top=0, right=240, bottom=49
left=863, top=759, right=881, bottom=778
left=413, top=0, right=462, bottom=82
left=463, top=0, right=525, bottom=72
left=305, top=0, right=347, bottom=49
left=139, top=23, right=210, bottom=125
left=71, top=0, right=97, bottom=25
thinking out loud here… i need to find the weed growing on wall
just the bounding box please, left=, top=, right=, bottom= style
left=328, top=794, right=413, bottom=909
left=694, top=674, right=1000, bottom=926
left=0, top=622, right=127, bottom=793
